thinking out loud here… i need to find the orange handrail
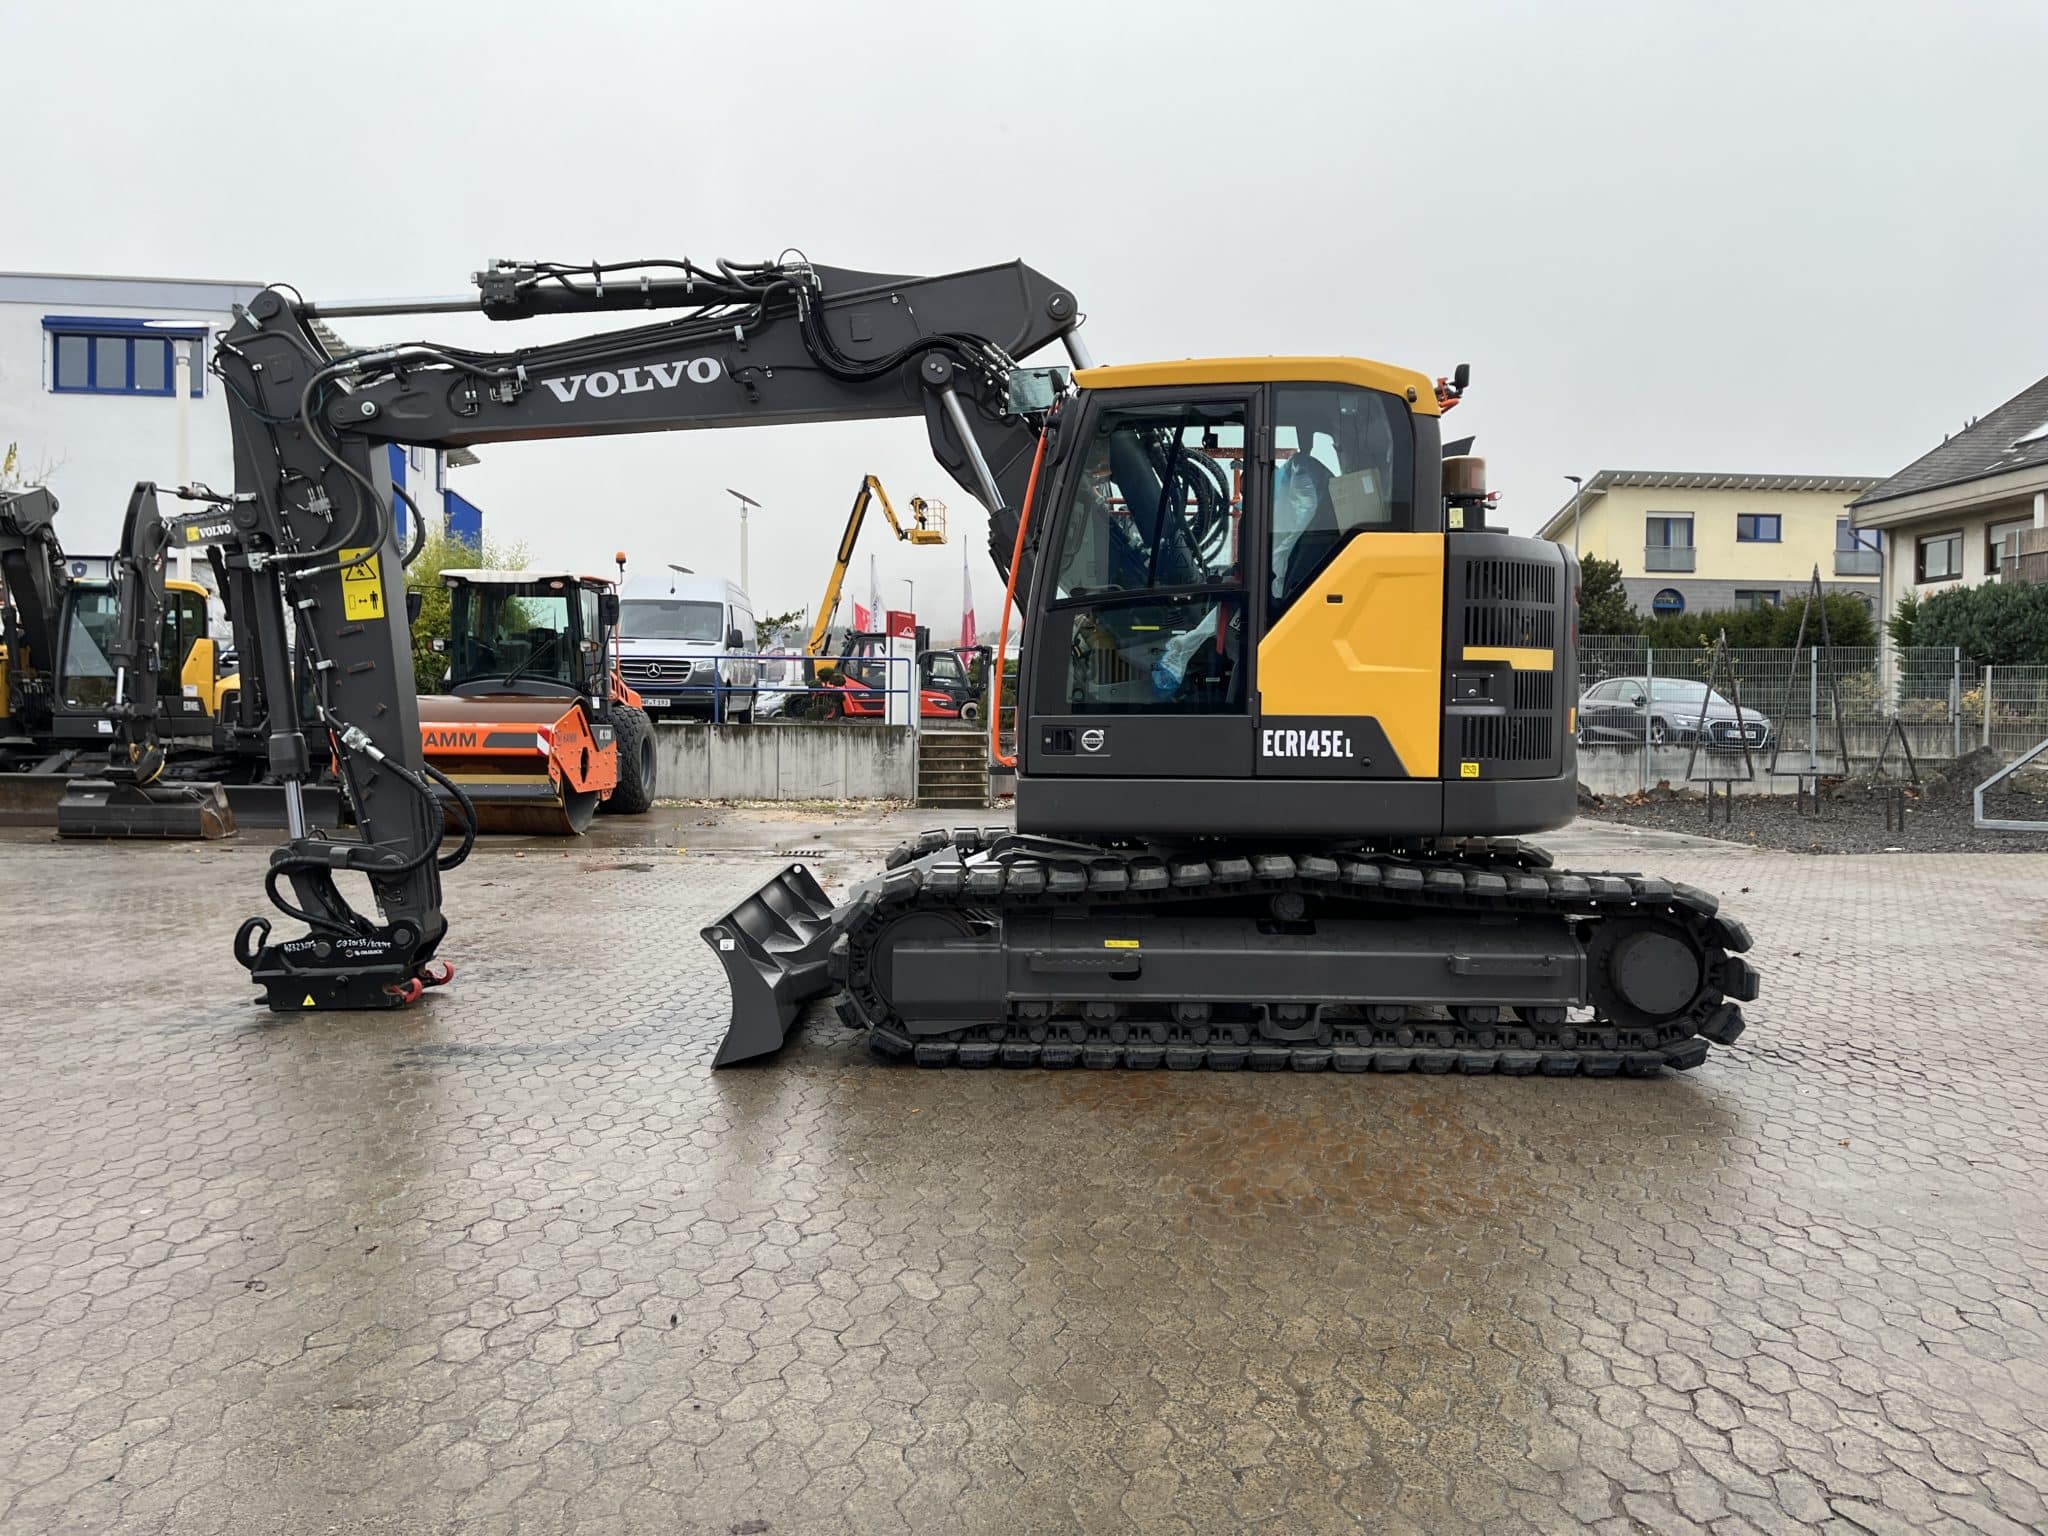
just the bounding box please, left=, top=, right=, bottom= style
left=991, top=428, right=1049, bottom=769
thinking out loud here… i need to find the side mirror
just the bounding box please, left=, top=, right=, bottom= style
left=405, top=589, right=424, bottom=626
left=598, top=592, right=621, bottom=627
left=430, top=636, right=447, bottom=654
left=726, top=626, right=744, bottom=649
left=1452, top=362, right=1471, bottom=391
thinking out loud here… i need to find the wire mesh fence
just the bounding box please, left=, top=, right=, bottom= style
left=1573, top=639, right=2048, bottom=786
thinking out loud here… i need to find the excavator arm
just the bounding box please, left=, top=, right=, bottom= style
left=211, top=254, right=1087, bottom=1009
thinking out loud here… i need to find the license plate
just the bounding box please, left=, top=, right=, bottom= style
left=642, top=696, right=669, bottom=708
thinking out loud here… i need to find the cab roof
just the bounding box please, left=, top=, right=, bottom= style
left=440, top=568, right=614, bottom=588
left=1071, top=356, right=1440, bottom=416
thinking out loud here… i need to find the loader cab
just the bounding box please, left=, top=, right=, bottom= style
left=1016, top=357, right=1576, bottom=840
left=441, top=569, right=618, bottom=703
left=49, top=577, right=221, bottom=742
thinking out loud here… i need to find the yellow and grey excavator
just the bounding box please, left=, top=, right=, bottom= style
left=194, top=254, right=1757, bottom=1068
left=1, top=483, right=245, bottom=834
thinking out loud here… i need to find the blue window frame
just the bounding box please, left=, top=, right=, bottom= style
left=45, top=316, right=205, bottom=398
left=1652, top=587, right=1685, bottom=615
left=1736, top=513, right=1781, bottom=542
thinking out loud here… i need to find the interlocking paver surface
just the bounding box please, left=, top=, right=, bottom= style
left=1, top=823, right=2044, bottom=1534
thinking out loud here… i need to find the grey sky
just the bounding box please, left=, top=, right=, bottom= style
left=11, top=0, right=2046, bottom=631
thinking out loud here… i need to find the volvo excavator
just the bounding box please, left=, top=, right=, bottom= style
left=197, top=254, right=1756, bottom=1070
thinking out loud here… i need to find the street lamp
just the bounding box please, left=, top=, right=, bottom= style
left=725, top=489, right=760, bottom=591
left=1563, top=474, right=1585, bottom=560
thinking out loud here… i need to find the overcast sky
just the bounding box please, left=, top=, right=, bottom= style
left=11, top=0, right=2046, bottom=632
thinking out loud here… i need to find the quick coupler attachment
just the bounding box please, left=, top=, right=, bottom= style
left=702, top=863, right=844, bottom=1067
left=234, top=916, right=455, bottom=1012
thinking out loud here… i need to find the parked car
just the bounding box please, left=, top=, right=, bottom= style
left=1577, top=676, right=1774, bottom=751
left=614, top=573, right=757, bottom=721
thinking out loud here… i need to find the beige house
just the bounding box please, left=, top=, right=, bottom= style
left=1537, top=471, right=1881, bottom=620
left=1850, top=372, right=2048, bottom=614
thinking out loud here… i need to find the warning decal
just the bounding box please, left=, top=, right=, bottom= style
left=339, top=547, right=384, bottom=620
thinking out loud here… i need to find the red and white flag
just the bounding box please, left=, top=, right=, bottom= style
left=852, top=601, right=873, bottom=632
left=959, top=541, right=977, bottom=649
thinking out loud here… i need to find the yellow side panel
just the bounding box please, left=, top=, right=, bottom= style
left=181, top=638, right=218, bottom=710
left=1258, top=534, right=1444, bottom=777
left=1462, top=645, right=1554, bottom=671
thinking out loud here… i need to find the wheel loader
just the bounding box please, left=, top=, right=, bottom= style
left=182, top=254, right=1756, bottom=1062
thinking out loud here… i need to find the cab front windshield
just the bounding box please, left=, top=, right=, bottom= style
left=452, top=587, right=575, bottom=687
left=621, top=599, right=723, bottom=644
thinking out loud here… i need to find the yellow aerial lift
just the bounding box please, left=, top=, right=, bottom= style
left=805, top=474, right=946, bottom=657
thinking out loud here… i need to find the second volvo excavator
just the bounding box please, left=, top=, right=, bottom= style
left=179, top=253, right=1755, bottom=1070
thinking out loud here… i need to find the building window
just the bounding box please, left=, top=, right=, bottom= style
left=1644, top=515, right=1694, bottom=571
left=1651, top=587, right=1685, bottom=616
left=1733, top=589, right=1781, bottom=610
left=1987, top=516, right=2031, bottom=575
left=45, top=317, right=205, bottom=398
left=1736, top=514, right=1782, bottom=542
left=1916, top=531, right=1963, bottom=583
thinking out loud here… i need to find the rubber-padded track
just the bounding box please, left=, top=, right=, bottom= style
left=841, top=830, right=1757, bottom=1076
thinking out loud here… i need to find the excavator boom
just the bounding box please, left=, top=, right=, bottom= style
left=208, top=254, right=1087, bottom=1011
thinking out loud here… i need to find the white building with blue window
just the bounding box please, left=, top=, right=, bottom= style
left=0, top=270, right=486, bottom=586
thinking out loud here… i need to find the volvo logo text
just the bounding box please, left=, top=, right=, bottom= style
left=541, top=358, right=722, bottom=403
left=1080, top=728, right=1106, bottom=752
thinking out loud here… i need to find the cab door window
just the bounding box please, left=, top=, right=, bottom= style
left=157, top=587, right=207, bottom=696
left=1267, top=383, right=1414, bottom=624
left=1042, top=398, right=1249, bottom=715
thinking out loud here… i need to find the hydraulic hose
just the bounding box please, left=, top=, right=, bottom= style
left=992, top=427, right=1050, bottom=770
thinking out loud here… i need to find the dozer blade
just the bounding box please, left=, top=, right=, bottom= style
left=57, top=778, right=235, bottom=839
left=702, top=863, right=844, bottom=1067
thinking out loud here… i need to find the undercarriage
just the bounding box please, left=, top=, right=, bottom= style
left=707, top=831, right=1759, bottom=1073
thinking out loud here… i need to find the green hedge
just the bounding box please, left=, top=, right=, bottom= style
left=1891, top=582, right=2048, bottom=665
left=1635, top=591, right=1875, bottom=649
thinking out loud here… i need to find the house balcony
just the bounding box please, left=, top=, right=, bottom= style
left=1643, top=546, right=1696, bottom=572
left=1833, top=548, right=1883, bottom=576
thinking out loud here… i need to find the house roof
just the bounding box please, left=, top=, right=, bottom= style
left=1852, top=373, right=2048, bottom=508
left=1537, top=470, right=1880, bottom=540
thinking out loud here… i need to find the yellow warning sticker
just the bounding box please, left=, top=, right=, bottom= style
left=1103, top=939, right=1140, bottom=950
left=1459, top=761, right=1481, bottom=779
left=301, top=994, right=317, bottom=1008
left=339, top=547, right=385, bottom=620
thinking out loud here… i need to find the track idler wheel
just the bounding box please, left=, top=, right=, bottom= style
left=1586, top=916, right=1707, bottom=1030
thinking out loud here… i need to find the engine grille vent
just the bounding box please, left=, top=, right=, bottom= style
left=1463, top=558, right=1559, bottom=649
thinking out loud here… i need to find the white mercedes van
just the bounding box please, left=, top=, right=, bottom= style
left=615, top=573, right=757, bottom=721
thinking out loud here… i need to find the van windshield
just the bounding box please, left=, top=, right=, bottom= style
left=622, top=599, right=723, bottom=643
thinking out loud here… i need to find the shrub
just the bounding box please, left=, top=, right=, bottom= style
left=1909, top=581, right=2048, bottom=665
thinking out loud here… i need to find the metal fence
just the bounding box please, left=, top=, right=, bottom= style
left=1576, top=638, right=2048, bottom=781
left=636, top=652, right=927, bottom=726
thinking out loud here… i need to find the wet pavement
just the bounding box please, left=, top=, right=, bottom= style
left=2, top=816, right=2045, bottom=1534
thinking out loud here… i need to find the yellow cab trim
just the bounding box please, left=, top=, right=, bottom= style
left=1462, top=646, right=1555, bottom=671
left=1073, top=356, right=1442, bottom=416
left=1258, top=532, right=1445, bottom=777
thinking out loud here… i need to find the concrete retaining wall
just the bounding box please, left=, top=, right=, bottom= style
left=1578, top=737, right=1963, bottom=799
left=650, top=722, right=914, bottom=801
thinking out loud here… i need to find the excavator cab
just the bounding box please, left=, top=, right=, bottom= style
left=417, top=571, right=655, bottom=835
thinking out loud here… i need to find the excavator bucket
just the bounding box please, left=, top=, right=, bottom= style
left=57, top=777, right=235, bottom=839
left=702, top=863, right=844, bottom=1066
